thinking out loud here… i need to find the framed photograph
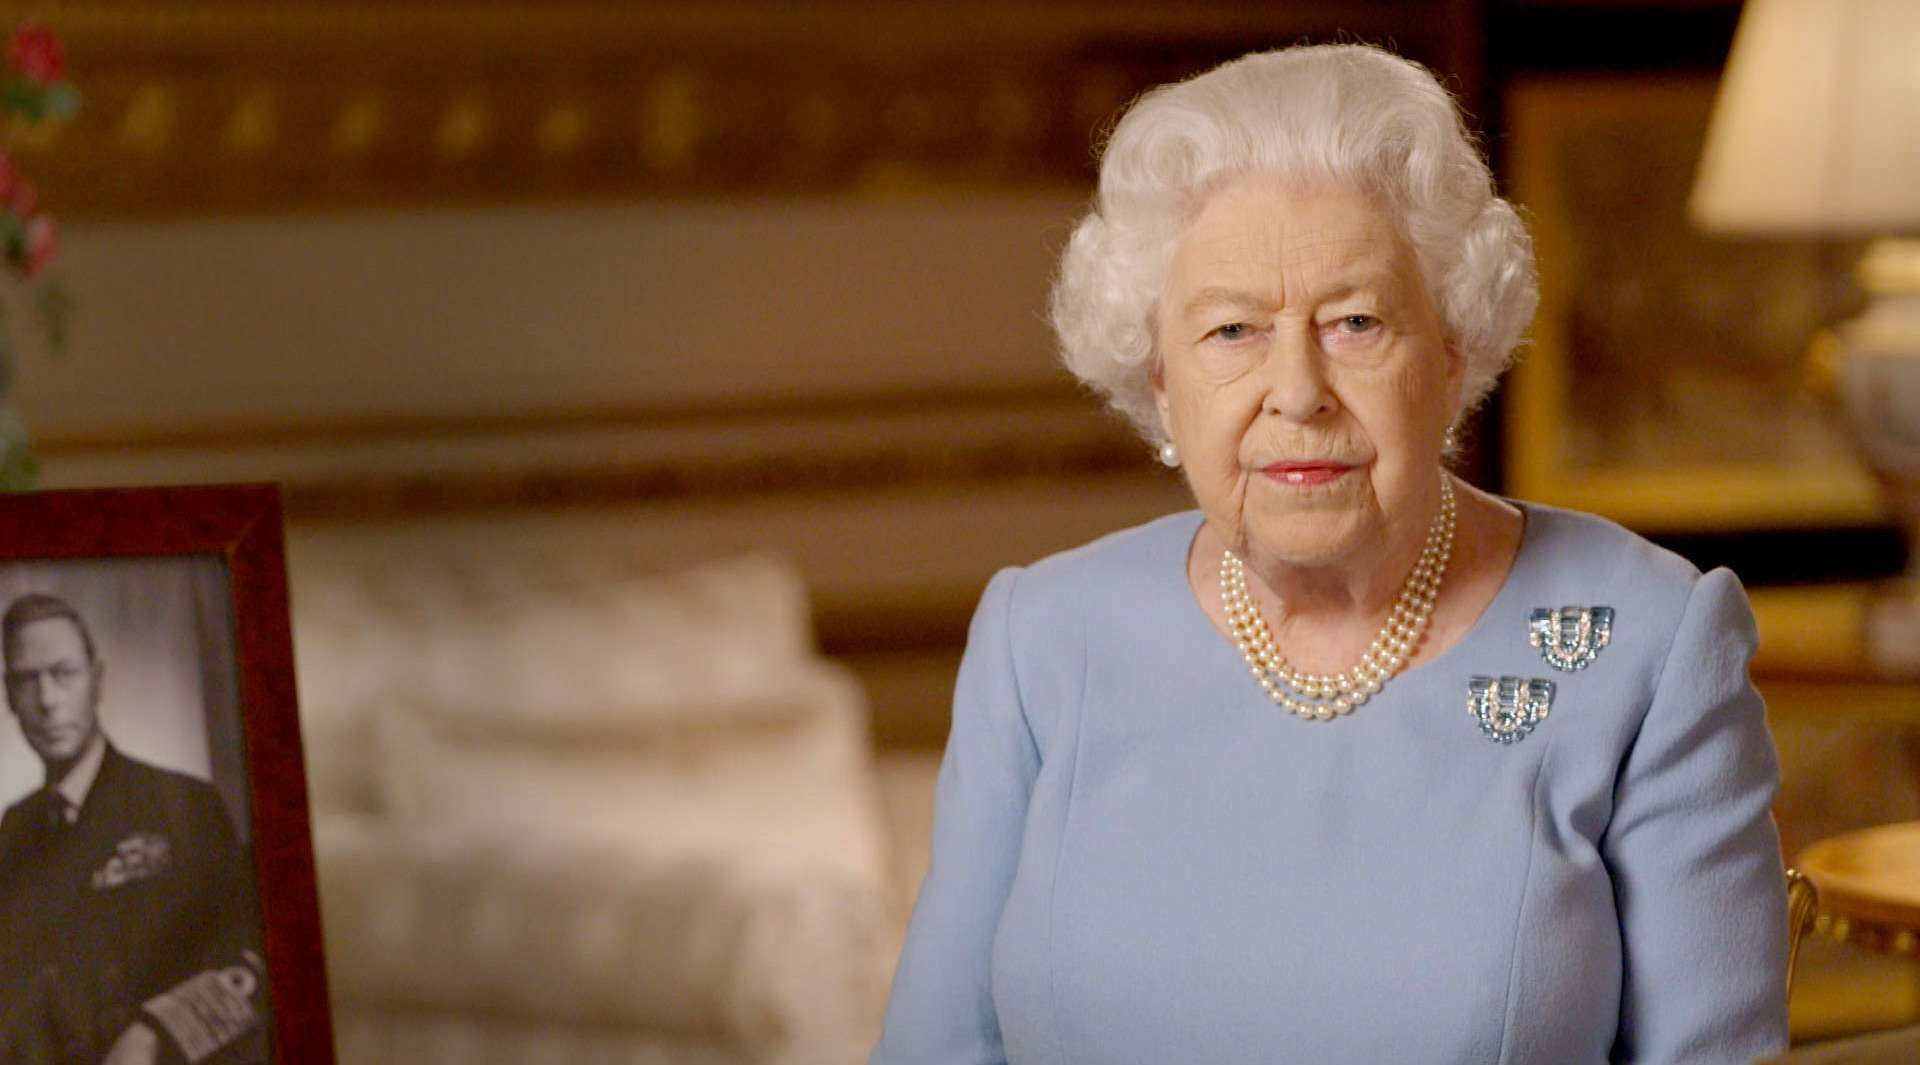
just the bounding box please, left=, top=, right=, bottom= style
left=0, top=485, right=332, bottom=1065
left=1504, top=76, right=1884, bottom=532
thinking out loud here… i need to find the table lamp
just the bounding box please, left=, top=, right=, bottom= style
left=1691, top=0, right=1920, bottom=675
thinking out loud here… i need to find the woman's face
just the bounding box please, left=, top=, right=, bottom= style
left=1153, top=175, right=1463, bottom=573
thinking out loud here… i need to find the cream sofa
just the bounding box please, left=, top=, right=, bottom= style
left=290, top=550, right=927, bottom=1064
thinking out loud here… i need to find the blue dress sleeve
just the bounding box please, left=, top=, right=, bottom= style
left=871, top=567, right=1040, bottom=1064
left=1604, top=567, right=1789, bottom=1063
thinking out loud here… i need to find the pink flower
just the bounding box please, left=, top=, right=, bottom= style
left=8, top=177, right=34, bottom=217
left=0, top=153, right=37, bottom=218
left=14, top=212, right=55, bottom=276
left=8, top=23, right=64, bottom=87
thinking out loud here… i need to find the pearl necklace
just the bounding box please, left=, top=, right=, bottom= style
left=1219, top=475, right=1456, bottom=720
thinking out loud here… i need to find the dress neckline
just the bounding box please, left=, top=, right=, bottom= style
left=1165, top=498, right=1544, bottom=697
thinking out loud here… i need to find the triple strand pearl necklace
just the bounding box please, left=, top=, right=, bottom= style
left=1219, top=475, right=1457, bottom=720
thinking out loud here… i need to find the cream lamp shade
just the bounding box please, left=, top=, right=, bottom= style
left=1693, top=0, right=1920, bottom=677
left=1690, top=0, right=1920, bottom=237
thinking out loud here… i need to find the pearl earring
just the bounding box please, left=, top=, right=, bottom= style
left=1157, top=441, right=1181, bottom=468
left=1443, top=427, right=1459, bottom=452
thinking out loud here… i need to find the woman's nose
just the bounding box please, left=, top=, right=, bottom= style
left=1259, top=327, right=1337, bottom=422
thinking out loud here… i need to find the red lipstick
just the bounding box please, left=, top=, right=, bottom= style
left=1259, top=462, right=1353, bottom=487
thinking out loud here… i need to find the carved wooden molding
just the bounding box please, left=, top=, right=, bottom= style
left=17, top=1, right=1462, bottom=217
left=38, top=385, right=1158, bottom=518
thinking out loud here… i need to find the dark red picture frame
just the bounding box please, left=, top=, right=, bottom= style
left=0, top=484, right=333, bottom=1065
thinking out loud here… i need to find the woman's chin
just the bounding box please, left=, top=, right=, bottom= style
left=1236, top=507, right=1374, bottom=571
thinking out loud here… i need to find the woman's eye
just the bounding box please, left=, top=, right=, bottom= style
left=1319, top=314, right=1383, bottom=348
left=1208, top=322, right=1254, bottom=342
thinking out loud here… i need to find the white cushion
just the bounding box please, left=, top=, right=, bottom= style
left=331, top=1008, right=752, bottom=1065
left=291, top=552, right=818, bottom=814
left=397, top=552, right=816, bottom=730
left=376, top=662, right=890, bottom=892
left=292, top=576, right=393, bottom=815
left=316, top=814, right=893, bottom=1048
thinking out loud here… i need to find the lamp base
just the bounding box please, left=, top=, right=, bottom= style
left=1833, top=239, right=1920, bottom=678
left=1865, top=579, right=1920, bottom=678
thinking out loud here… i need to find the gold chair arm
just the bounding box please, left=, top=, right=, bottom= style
left=1785, top=867, right=1820, bottom=1002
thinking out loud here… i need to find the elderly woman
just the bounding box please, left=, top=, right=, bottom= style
left=869, top=43, right=1787, bottom=1064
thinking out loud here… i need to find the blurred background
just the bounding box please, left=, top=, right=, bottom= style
left=1, top=0, right=1915, bottom=1060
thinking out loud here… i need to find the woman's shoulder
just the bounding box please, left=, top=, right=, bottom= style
left=1004, top=509, right=1201, bottom=603
left=971, top=510, right=1199, bottom=658
left=1492, top=502, right=1762, bottom=769
left=1507, top=498, right=1755, bottom=664
left=1512, top=498, right=1705, bottom=600
left=958, top=512, right=1201, bottom=750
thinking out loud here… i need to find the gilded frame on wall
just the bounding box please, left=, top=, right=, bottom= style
left=1504, top=77, right=1882, bottom=532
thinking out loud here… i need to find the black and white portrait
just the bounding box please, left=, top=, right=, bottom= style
left=0, top=555, right=269, bottom=1065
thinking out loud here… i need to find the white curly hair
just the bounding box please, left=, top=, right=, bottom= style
left=1049, top=43, right=1538, bottom=448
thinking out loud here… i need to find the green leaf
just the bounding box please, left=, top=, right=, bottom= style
left=41, top=84, right=78, bottom=120
left=0, top=458, right=37, bottom=492
left=33, top=279, right=71, bottom=354
left=0, top=407, right=38, bottom=492
left=1, top=80, right=47, bottom=120
left=0, top=214, right=23, bottom=272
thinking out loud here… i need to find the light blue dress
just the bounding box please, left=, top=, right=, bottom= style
left=870, top=501, right=1788, bottom=1064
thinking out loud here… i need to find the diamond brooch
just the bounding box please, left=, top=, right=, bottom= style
left=1527, top=606, right=1613, bottom=672
left=1468, top=675, right=1555, bottom=744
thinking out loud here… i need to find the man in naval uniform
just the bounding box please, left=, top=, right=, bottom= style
left=0, top=593, right=268, bottom=1065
